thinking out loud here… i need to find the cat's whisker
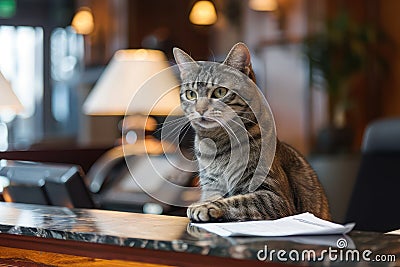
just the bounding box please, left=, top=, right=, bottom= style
left=200, top=180, right=218, bottom=187
left=158, top=116, right=188, bottom=125
left=176, top=121, right=191, bottom=142
left=154, top=124, right=182, bottom=138
left=236, top=115, right=257, bottom=124
left=210, top=50, right=216, bottom=62
left=174, top=121, right=192, bottom=146
left=228, top=117, right=251, bottom=130
left=153, top=117, right=189, bottom=136
left=155, top=116, right=188, bottom=129
left=153, top=120, right=187, bottom=135
left=159, top=116, right=188, bottom=126
left=233, top=111, right=258, bottom=115
left=159, top=121, right=191, bottom=142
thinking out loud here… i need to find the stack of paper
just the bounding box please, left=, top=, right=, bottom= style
left=191, top=212, right=355, bottom=237
left=387, top=229, right=400, bottom=235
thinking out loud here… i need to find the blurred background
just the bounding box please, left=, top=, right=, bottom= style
left=0, top=0, right=397, bottom=153
left=0, top=0, right=399, bottom=225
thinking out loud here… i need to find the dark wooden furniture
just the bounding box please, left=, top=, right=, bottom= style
left=0, top=147, right=109, bottom=173
left=0, top=202, right=399, bottom=266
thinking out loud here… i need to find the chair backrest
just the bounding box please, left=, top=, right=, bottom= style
left=346, top=118, right=400, bottom=232
left=362, top=118, right=400, bottom=153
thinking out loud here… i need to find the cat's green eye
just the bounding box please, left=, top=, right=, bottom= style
left=212, top=87, right=228, bottom=99
left=185, top=90, right=197, bottom=100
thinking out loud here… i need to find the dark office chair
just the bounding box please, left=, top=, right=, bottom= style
left=346, top=118, right=400, bottom=232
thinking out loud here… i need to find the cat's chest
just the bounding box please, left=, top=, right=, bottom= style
left=195, top=138, right=230, bottom=166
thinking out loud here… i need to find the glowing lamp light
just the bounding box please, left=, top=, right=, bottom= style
left=0, top=71, right=23, bottom=151
left=71, top=7, right=95, bottom=35
left=0, top=72, right=23, bottom=115
left=249, top=0, right=278, bottom=11
left=189, top=1, right=217, bottom=26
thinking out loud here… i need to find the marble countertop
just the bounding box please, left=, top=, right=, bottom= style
left=0, top=202, right=399, bottom=266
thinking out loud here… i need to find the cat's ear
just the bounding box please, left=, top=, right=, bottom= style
left=223, top=42, right=252, bottom=75
left=173, top=47, right=199, bottom=79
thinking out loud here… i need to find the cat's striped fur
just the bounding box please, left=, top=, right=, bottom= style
left=173, top=42, right=331, bottom=222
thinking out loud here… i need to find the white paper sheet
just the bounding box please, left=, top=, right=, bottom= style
left=191, top=212, right=355, bottom=237
left=386, top=229, right=400, bottom=235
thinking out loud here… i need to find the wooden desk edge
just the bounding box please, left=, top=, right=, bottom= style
left=0, top=233, right=296, bottom=267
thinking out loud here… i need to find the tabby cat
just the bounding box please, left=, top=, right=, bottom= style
left=173, top=42, right=331, bottom=222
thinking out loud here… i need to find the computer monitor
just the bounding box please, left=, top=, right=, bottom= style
left=0, top=160, right=94, bottom=208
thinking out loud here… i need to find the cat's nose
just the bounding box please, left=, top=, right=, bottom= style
left=196, top=106, right=207, bottom=116
left=196, top=98, right=208, bottom=115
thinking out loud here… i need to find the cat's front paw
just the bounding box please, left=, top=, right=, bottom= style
left=187, top=202, right=224, bottom=222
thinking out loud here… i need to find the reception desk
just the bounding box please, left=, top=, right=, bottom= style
left=0, top=202, right=398, bottom=266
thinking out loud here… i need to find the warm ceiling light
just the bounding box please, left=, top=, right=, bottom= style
left=71, top=7, right=94, bottom=35
left=249, top=0, right=278, bottom=11
left=189, top=1, right=217, bottom=26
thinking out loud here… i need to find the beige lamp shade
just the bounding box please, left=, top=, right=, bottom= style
left=0, top=71, right=23, bottom=113
left=83, top=49, right=182, bottom=116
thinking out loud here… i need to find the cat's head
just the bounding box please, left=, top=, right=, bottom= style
left=173, top=42, right=257, bottom=132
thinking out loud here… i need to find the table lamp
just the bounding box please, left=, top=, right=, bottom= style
left=0, top=71, right=23, bottom=151
left=83, top=49, right=182, bottom=115
left=83, top=49, right=184, bottom=193
left=83, top=48, right=182, bottom=140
